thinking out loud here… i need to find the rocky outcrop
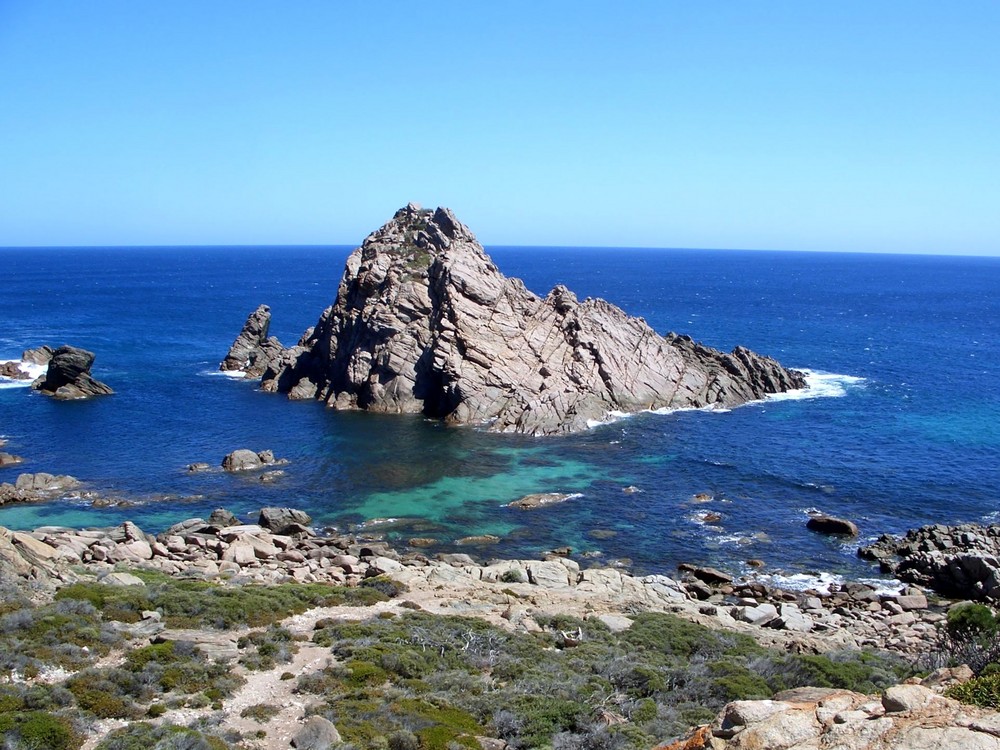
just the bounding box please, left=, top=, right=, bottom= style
left=663, top=684, right=1000, bottom=749
left=220, top=304, right=286, bottom=378
left=32, top=345, right=113, bottom=399
left=0, top=527, right=77, bottom=597
left=0, top=361, right=31, bottom=380
left=22, top=345, right=54, bottom=365
left=860, top=523, right=1000, bottom=601
left=237, top=203, right=804, bottom=435
left=220, top=448, right=287, bottom=472
left=0, top=472, right=80, bottom=505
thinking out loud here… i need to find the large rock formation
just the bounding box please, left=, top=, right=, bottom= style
left=233, top=204, right=805, bottom=435
left=32, top=345, right=113, bottom=399
left=860, top=523, right=1000, bottom=601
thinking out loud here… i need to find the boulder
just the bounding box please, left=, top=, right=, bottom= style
left=678, top=563, right=734, bottom=585
left=241, top=203, right=804, bottom=435
left=806, top=515, right=859, bottom=536
left=208, top=508, right=240, bottom=527
left=221, top=449, right=278, bottom=472
left=258, top=507, right=312, bottom=534
left=100, top=571, right=146, bottom=586
left=32, top=345, right=113, bottom=399
left=292, top=716, right=341, bottom=750
left=0, top=453, right=24, bottom=467
left=732, top=603, right=779, bottom=626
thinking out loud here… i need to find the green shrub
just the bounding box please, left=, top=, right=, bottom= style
left=240, top=703, right=281, bottom=722
left=709, top=662, right=771, bottom=701
left=0, top=711, right=80, bottom=750
left=57, top=576, right=391, bottom=630
left=95, top=721, right=231, bottom=750
left=67, top=684, right=140, bottom=720
left=0, top=599, right=120, bottom=676
left=499, top=569, right=526, bottom=584
left=946, top=671, right=1000, bottom=709
left=948, top=603, right=999, bottom=638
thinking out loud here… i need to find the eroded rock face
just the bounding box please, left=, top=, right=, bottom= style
left=241, top=204, right=804, bottom=435
left=32, top=345, right=113, bottom=399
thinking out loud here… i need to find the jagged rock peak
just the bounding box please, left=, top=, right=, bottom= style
left=220, top=304, right=286, bottom=379
left=241, top=204, right=805, bottom=435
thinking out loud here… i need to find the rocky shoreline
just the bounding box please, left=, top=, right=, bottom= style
left=0, top=506, right=956, bottom=658
left=6, top=508, right=1000, bottom=749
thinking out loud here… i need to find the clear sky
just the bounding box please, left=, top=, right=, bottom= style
left=0, top=2, right=997, bottom=254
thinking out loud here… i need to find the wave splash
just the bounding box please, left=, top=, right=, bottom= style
left=0, top=359, right=46, bottom=389
left=586, top=369, right=864, bottom=429
left=767, top=369, right=866, bottom=402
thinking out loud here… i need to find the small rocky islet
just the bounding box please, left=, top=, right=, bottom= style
left=221, top=203, right=805, bottom=435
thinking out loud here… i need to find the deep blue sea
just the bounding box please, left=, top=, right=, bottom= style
left=2, top=246, right=999, bottom=588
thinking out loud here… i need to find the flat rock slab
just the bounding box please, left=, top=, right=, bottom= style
left=156, top=629, right=240, bottom=662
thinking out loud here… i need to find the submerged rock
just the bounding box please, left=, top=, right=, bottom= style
left=32, top=345, right=113, bottom=399
left=507, top=492, right=576, bottom=509
left=231, top=203, right=805, bottom=435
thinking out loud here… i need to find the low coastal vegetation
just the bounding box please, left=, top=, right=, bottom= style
left=0, top=568, right=919, bottom=750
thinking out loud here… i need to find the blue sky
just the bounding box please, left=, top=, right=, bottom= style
left=0, top=2, right=997, bottom=254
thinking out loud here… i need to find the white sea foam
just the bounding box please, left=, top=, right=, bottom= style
left=766, top=369, right=866, bottom=402
left=586, top=369, right=861, bottom=429
left=0, top=359, right=46, bottom=388
left=754, top=571, right=902, bottom=597
left=200, top=367, right=249, bottom=378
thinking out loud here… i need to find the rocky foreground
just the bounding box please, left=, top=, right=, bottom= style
left=5, top=510, right=1000, bottom=749
left=0, top=508, right=955, bottom=656
left=663, top=683, right=1000, bottom=749
left=222, top=204, right=805, bottom=435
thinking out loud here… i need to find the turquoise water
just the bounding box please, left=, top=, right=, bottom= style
left=2, top=246, right=999, bottom=581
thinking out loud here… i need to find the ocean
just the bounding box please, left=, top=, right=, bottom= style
left=2, top=245, right=999, bottom=589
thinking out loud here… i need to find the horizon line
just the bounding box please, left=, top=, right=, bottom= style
left=1, top=242, right=998, bottom=259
